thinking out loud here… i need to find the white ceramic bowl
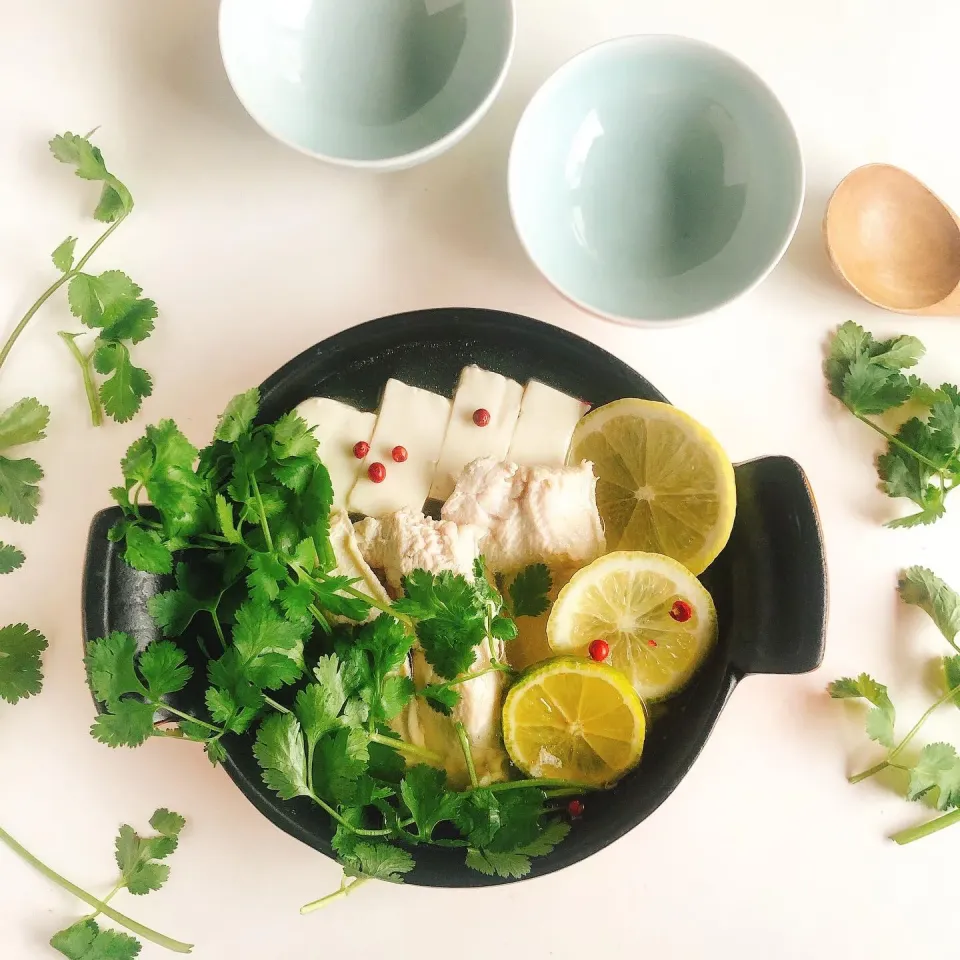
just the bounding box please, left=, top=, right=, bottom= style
left=219, top=0, right=516, bottom=171
left=509, top=36, right=805, bottom=324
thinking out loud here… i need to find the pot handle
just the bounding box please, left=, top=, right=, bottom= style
left=726, top=456, right=827, bottom=676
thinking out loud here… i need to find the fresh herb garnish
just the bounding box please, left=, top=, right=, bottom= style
left=506, top=563, right=552, bottom=617
left=0, top=809, right=191, bottom=956
left=0, top=623, right=48, bottom=704
left=0, top=132, right=157, bottom=427
left=824, top=321, right=960, bottom=526
left=95, top=389, right=588, bottom=904
left=830, top=565, right=960, bottom=843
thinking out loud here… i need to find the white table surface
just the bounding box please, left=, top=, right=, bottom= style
left=2, top=1, right=960, bottom=957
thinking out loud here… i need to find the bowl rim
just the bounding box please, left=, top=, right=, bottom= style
left=507, top=33, right=806, bottom=327
left=217, top=0, right=518, bottom=171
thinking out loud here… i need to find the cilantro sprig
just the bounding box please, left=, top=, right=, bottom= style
left=0, top=131, right=157, bottom=426
left=825, top=321, right=960, bottom=526
left=94, top=388, right=590, bottom=902
left=831, top=565, right=960, bottom=843
left=0, top=810, right=191, bottom=955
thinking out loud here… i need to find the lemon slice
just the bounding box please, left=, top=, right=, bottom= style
left=547, top=552, right=718, bottom=701
left=502, top=657, right=646, bottom=786
left=569, top=398, right=736, bottom=574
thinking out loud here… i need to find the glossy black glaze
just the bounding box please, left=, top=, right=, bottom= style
left=82, top=307, right=827, bottom=887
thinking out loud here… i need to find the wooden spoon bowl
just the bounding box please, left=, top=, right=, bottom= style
left=824, top=163, right=960, bottom=314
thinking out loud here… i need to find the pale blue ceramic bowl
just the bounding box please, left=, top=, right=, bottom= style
left=509, top=36, right=805, bottom=324
left=218, top=0, right=516, bottom=171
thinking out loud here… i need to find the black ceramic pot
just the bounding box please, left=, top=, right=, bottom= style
left=83, top=308, right=827, bottom=887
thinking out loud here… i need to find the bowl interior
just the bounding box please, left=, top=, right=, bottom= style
left=84, top=308, right=750, bottom=887
left=219, top=0, right=514, bottom=164
left=509, top=36, right=804, bottom=322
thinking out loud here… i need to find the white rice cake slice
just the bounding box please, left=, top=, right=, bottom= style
left=348, top=378, right=452, bottom=516
left=506, top=380, right=590, bottom=466
left=295, top=397, right=376, bottom=508
left=429, top=365, right=524, bottom=501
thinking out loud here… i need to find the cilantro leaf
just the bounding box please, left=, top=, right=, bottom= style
left=123, top=526, right=172, bottom=574
left=137, top=641, right=192, bottom=699
left=419, top=682, right=461, bottom=715
left=232, top=599, right=308, bottom=664
left=50, top=919, right=141, bottom=960
left=401, top=766, right=462, bottom=838
left=0, top=623, right=47, bottom=703
left=90, top=699, right=156, bottom=748
left=508, top=564, right=552, bottom=617
left=824, top=322, right=923, bottom=415
left=215, top=389, right=259, bottom=443
left=395, top=570, right=488, bottom=679
left=246, top=551, right=287, bottom=603
left=0, top=541, right=25, bottom=573
left=96, top=341, right=153, bottom=423
left=114, top=808, right=184, bottom=895
left=271, top=411, right=319, bottom=459
left=513, top=820, right=571, bottom=856
left=906, top=743, right=960, bottom=809
left=313, top=728, right=367, bottom=804
left=295, top=655, right=347, bottom=745
left=85, top=633, right=147, bottom=704
left=86, top=635, right=194, bottom=747
left=50, top=132, right=133, bottom=222
left=899, top=566, right=960, bottom=652
left=51, top=236, right=77, bottom=273
left=342, top=842, right=414, bottom=883
left=465, top=847, right=531, bottom=879
left=150, top=808, right=186, bottom=837
left=0, top=455, right=43, bottom=523
left=215, top=493, right=242, bottom=543
left=253, top=712, right=311, bottom=801
left=0, top=397, right=50, bottom=448
left=100, top=298, right=157, bottom=344
left=828, top=674, right=896, bottom=747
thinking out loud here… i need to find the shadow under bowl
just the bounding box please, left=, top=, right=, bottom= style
left=509, top=35, right=805, bottom=324
left=218, top=0, right=516, bottom=170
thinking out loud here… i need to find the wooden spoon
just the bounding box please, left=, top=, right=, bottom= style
left=824, top=164, right=960, bottom=314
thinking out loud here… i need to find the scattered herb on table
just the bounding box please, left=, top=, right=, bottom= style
left=824, top=321, right=960, bottom=526
left=830, top=565, right=960, bottom=843
left=89, top=389, right=587, bottom=906
left=1, top=131, right=158, bottom=426
left=0, top=808, right=192, bottom=956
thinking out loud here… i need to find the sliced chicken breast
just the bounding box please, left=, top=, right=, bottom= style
left=441, top=457, right=606, bottom=572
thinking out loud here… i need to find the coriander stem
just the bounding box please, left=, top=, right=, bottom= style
left=849, top=761, right=889, bottom=784
left=74, top=216, right=125, bottom=271
left=84, top=880, right=122, bottom=921
left=0, top=825, right=193, bottom=954
left=158, top=703, right=223, bottom=736
left=0, top=273, right=71, bottom=371
left=0, top=216, right=125, bottom=374
left=891, top=808, right=960, bottom=844
left=264, top=695, right=290, bottom=715
left=57, top=332, right=103, bottom=426
left=852, top=410, right=946, bottom=474
left=306, top=792, right=392, bottom=838
left=422, top=663, right=514, bottom=698
left=250, top=476, right=274, bottom=552
left=210, top=612, right=226, bottom=652
left=300, top=876, right=369, bottom=914
left=850, top=679, right=960, bottom=783
left=478, top=778, right=598, bottom=794
left=455, top=722, right=479, bottom=789
left=368, top=733, right=442, bottom=765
